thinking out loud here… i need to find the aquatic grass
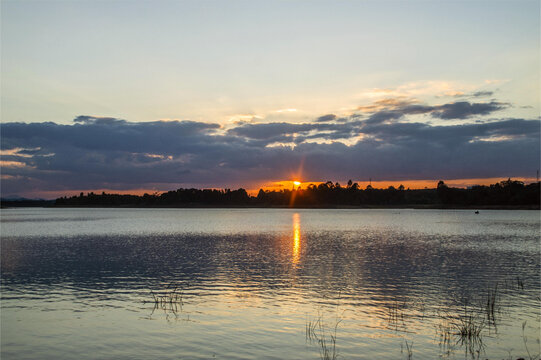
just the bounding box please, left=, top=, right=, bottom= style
left=306, top=311, right=341, bottom=360
left=150, top=286, right=184, bottom=307
left=318, top=325, right=338, bottom=360
left=455, top=312, right=484, bottom=342
left=435, top=304, right=486, bottom=359
left=435, top=318, right=456, bottom=357
left=500, top=276, right=525, bottom=294
left=403, top=339, right=413, bottom=360
left=413, top=298, right=427, bottom=320
left=454, top=306, right=486, bottom=359
left=401, top=339, right=413, bottom=359
left=306, top=316, right=321, bottom=342
left=521, top=321, right=541, bottom=360
left=516, top=276, right=524, bottom=290
left=386, top=299, right=408, bottom=332
left=145, top=282, right=186, bottom=320
left=485, top=283, right=499, bottom=326
left=149, top=282, right=184, bottom=303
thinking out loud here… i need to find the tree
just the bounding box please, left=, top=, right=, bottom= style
left=437, top=180, right=451, bottom=204
left=257, top=189, right=266, bottom=202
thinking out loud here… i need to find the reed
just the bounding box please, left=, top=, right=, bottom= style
left=306, top=317, right=321, bottom=342
left=485, top=283, right=499, bottom=325
left=401, top=339, right=414, bottom=359
left=435, top=303, right=485, bottom=359
left=145, top=282, right=185, bottom=318
left=454, top=306, right=485, bottom=359
left=521, top=321, right=541, bottom=360
left=435, top=315, right=454, bottom=355
left=516, top=276, right=524, bottom=290
left=306, top=312, right=340, bottom=360
left=456, top=312, right=484, bottom=342
left=387, top=300, right=408, bottom=331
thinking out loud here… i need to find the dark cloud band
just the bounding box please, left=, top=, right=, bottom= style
left=1, top=109, right=539, bottom=196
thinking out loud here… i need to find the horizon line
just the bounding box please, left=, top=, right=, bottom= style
left=4, top=176, right=538, bottom=201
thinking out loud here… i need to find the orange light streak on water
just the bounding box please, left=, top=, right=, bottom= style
left=292, top=213, right=301, bottom=265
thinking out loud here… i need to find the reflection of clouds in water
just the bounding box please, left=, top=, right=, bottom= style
left=292, top=213, right=301, bottom=265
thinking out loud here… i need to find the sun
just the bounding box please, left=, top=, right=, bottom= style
left=293, top=181, right=301, bottom=186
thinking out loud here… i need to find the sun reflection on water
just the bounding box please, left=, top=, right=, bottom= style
left=292, top=213, right=301, bottom=264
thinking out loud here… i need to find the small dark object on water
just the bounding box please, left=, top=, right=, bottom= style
left=475, top=211, right=479, bottom=214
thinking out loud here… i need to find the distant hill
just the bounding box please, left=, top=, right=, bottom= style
left=1, top=198, right=55, bottom=208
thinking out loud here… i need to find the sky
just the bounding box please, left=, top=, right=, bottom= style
left=1, top=0, right=540, bottom=198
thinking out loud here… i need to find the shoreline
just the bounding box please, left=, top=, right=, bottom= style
left=2, top=204, right=539, bottom=210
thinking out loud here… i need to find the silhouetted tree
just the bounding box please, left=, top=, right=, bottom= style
left=53, top=179, right=540, bottom=208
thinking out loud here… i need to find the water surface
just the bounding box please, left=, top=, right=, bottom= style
left=1, top=208, right=540, bottom=359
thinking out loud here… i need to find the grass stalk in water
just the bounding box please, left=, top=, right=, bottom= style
left=485, top=283, right=499, bottom=326
left=145, top=283, right=185, bottom=317
left=521, top=321, right=541, bottom=360
left=306, top=312, right=340, bottom=360
left=455, top=306, right=485, bottom=358
left=401, top=339, right=413, bottom=360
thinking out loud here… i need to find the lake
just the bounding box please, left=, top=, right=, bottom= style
left=1, top=208, right=540, bottom=359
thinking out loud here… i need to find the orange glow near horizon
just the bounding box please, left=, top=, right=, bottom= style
left=248, top=177, right=537, bottom=195
left=292, top=213, right=301, bottom=265
left=16, top=176, right=538, bottom=199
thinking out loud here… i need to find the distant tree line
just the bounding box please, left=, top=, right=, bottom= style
left=435, top=179, right=539, bottom=207
left=52, top=179, right=540, bottom=208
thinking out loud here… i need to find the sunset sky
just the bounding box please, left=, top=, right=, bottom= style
left=1, top=0, right=539, bottom=199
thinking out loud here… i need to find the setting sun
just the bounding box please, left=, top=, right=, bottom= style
left=293, top=181, right=301, bottom=186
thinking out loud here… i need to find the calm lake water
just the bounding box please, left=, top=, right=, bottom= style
left=1, top=208, right=540, bottom=359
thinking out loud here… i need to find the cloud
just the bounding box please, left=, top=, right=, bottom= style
left=1, top=112, right=539, bottom=197
left=364, top=111, right=404, bottom=125
left=228, top=122, right=314, bottom=140
left=431, top=101, right=507, bottom=120
left=73, top=115, right=127, bottom=125
left=447, top=90, right=495, bottom=99
left=357, top=98, right=508, bottom=123
left=356, top=97, right=419, bottom=113
left=315, top=114, right=337, bottom=122
left=227, top=120, right=366, bottom=145
left=360, top=118, right=539, bottom=145
left=358, top=81, right=475, bottom=99
left=471, top=91, right=494, bottom=98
